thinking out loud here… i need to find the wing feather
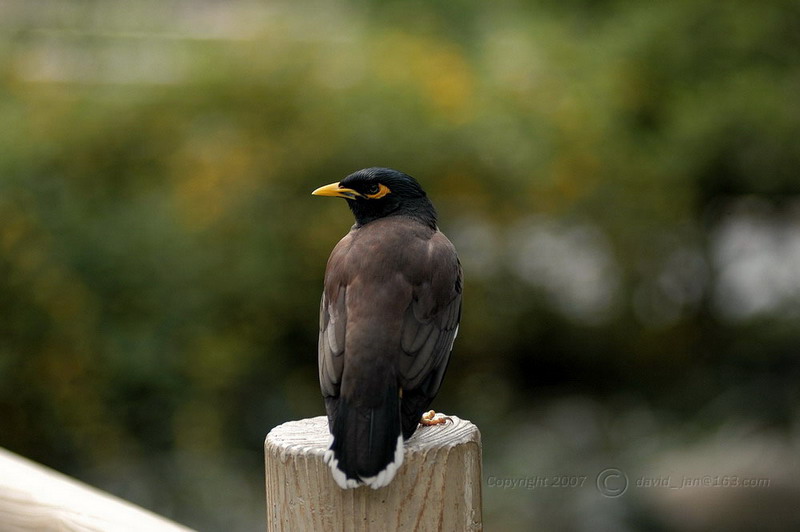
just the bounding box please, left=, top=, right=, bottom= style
left=319, top=289, right=346, bottom=397
left=398, top=248, right=462, bottom=394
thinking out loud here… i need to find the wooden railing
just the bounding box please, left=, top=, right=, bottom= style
left=0, top=448, right=194, bottom=531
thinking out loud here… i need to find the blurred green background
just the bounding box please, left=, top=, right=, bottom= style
left=1, top=1, right=799, bottom=530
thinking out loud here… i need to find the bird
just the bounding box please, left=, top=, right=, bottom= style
left=312, top=167, right=462, bottom=490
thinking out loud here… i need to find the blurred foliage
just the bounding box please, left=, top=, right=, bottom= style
left=1, top=0, right=800, bottom=530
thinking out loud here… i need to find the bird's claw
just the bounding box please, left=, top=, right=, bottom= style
left=420, top=410, right=451, bottom=426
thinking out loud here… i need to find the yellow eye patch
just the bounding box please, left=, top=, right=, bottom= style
left=366, top=184, right=391, bottom=199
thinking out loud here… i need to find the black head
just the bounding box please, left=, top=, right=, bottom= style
left=312, top=167, right=438, bottom=228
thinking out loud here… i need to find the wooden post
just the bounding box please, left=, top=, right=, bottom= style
left=0, top=447, right=195, bottom=531
left=264, top=414, right=482, bottom=531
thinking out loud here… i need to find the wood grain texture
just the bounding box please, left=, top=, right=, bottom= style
left=265, top=415, right=482, bottom=532
left=0, top=447, right=195, bottom=532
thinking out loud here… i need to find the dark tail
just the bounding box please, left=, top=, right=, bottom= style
left=324, top=388, right=404, bottom=489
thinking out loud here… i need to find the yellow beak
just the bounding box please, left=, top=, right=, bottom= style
left=311, top=182, right=363, bottom=199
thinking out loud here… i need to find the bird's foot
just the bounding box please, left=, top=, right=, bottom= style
left=420, top=410, right=451, bottom=426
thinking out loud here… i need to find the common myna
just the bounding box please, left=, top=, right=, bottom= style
left=312, top=167, right=462, bottom=489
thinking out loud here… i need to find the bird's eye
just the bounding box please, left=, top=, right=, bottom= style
left=364, top=183, right=391, bottom=199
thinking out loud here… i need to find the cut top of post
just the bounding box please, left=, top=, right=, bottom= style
left=266, top=414, right=478, bottom=461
